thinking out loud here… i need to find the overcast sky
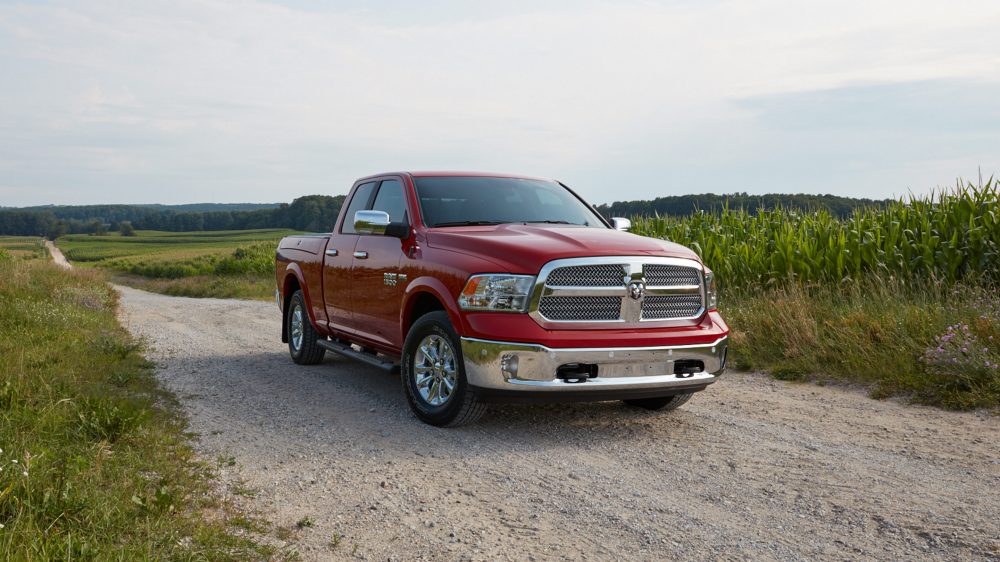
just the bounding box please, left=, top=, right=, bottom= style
left=1, top=0, right=999, bottom=206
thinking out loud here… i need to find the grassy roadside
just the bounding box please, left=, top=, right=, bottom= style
left=56, top=229, right=295, bottom=300
left=722, top=278, right=1000, bottom=410
left=0, top=252, right=273, bottom=558
left=109, top=273, right=277, bottom=300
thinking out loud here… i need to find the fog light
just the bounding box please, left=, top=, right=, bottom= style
left=500, top=353, right=519, bottom=377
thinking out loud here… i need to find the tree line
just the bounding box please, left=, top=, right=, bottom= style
left=0, top=195, right=346, bottom=237
left=594, top=192, right=890, bottom=219
left=1, top=192, right=892, bottom=238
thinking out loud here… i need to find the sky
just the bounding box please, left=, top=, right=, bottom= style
left=1, top=0, right=999, bottom=207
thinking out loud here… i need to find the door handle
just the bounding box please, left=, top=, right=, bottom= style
left=325, top=248, right=338, bottom=257
left=353, top=251, right=368, bottom=259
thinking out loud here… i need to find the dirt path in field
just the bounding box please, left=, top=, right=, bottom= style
left=111, top=286, right=1000, bottom=561
left=45, top=240, right=71, bottom=269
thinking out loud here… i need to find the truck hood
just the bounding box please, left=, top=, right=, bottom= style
left=425, top=224, right=701, bottom=274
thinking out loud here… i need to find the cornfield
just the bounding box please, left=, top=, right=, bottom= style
left=631, top=179, right=1000, bottom=289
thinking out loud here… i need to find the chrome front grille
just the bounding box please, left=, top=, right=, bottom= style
left=641, top=295, right=703, bottom=319
left=545, top=264, right=626, bottom=287
left=537, top=296, right=622, bottom=321
left=645, top=264, right=701, bottom=286
left=531, top=257, right=705, bottom=326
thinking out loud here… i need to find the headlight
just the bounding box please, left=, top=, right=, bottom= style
left=459, top=274, right=535, bottom=312
left=704, top=269, right=717, bottom=310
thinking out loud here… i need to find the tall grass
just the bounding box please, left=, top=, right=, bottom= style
left=633, top=179, right=1000, bottom=409
left=0, top=258, right=272, bottom=558
left=632, top=179, right=999, bottom=288
left=725, top=279, right=1000, bottom=409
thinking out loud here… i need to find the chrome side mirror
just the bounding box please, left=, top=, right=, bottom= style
left=611, top=217, right=631, bottom=232
left=354, top=210, right=390, bottom=235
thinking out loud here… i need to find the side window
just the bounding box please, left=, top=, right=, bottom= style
left=340, top=182, right=376, bottom=234
left=371, top=179, right=407, bottom=225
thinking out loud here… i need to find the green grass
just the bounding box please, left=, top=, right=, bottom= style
left=0, top=257, right=275, bottom=559
left=0, top=237, right=46, bottom=260
left=631, top=179, right=1000, bottom=410
left=57, top=229, right=297, bottom=300
left=723, top=279, right=1000, bottom=409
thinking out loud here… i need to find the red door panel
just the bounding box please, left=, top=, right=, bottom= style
left=323, top=181, right=376, bottom=333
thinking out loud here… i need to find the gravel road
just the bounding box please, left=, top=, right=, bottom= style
left=112, top=287, right=1000, bottom=561
left=45, top=240, right=71, bottom=269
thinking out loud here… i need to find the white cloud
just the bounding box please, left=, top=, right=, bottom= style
left=0, top=0, right=998, bottom=205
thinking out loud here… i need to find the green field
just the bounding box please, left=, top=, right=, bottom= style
left=0, top=236, right=45, bottom=260
left=57, top=229, right=298, bottom=299
left=632, top=179, right=1000, bottom=410
left=0, top=252, right=272, bottom=559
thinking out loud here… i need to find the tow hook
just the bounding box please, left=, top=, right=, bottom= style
left=673, top=360, right=704, bottom=379
left=556, top=363, right=598, bottom=383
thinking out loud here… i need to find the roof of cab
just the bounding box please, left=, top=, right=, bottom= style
left=354, top=171, right=553, bottom=183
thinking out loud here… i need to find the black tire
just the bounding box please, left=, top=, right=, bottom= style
left=623, top=392, right=694, bottom=411
left=287, top=290, right=326, bottom=365
left=401, top=311, right=486, bottom=427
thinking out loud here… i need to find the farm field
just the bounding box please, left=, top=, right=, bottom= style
left=632, top=179, right=1000, bottom=410
left=0, top=236, right=45, bottom=259
left=56, top=229, right=298, bottom=300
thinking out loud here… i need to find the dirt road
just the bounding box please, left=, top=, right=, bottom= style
left=113, top=286, right=1000, bottom=561
left=45, top=240, right=71, bottom=269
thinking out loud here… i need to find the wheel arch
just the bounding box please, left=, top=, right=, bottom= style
left=401, top=279, right=464, bottom=342
left=280, top=265, right=313, bottom=343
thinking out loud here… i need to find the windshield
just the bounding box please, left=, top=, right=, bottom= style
left=413, top=176, right=606, bottom=228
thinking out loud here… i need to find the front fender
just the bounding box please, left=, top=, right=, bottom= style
left=401, top=276, right=465, bottom=336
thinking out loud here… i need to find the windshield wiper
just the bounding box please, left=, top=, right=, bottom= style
left=432, top=220, right=507, bottom=227
left=523, top=220, right=580, bottom=225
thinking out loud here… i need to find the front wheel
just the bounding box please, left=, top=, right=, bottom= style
left=623, top=392, right=694, bottom=411
left=401, top=311, right=486, bottom=427
left=287, top=290, right=325, bottom=365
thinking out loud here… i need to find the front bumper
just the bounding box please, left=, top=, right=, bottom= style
left=461, top=336, right=727, bottom=402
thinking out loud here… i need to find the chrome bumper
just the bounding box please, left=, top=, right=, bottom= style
left=460, top=336, right=727, bottom=393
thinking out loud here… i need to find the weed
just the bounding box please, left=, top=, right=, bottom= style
left=296, top=516, right=315, bottom=529
left=75, top=397, right=146, bottom=442
left=276, top=526, right=296, bottom=541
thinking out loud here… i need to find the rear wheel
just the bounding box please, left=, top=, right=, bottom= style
left=402, top=311, right=486, bottom=427
left=623, top=392, right=694, bottom=411
left=287, top=290, right=325, bottom=365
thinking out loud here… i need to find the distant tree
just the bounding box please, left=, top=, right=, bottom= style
left=46, top=220, right=68, bottom=240
left=119, top=221, right=136, bottom=237
left=90, top=219, right=107, bottom=236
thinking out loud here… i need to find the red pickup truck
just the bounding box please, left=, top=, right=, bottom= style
left=275, top=172, right=729, bottom=426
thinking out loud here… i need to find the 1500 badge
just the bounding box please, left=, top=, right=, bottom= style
left=383, top=272, right=406, bottom=286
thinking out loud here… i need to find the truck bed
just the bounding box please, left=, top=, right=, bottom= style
left=277, top=234, right=330, bottom=255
